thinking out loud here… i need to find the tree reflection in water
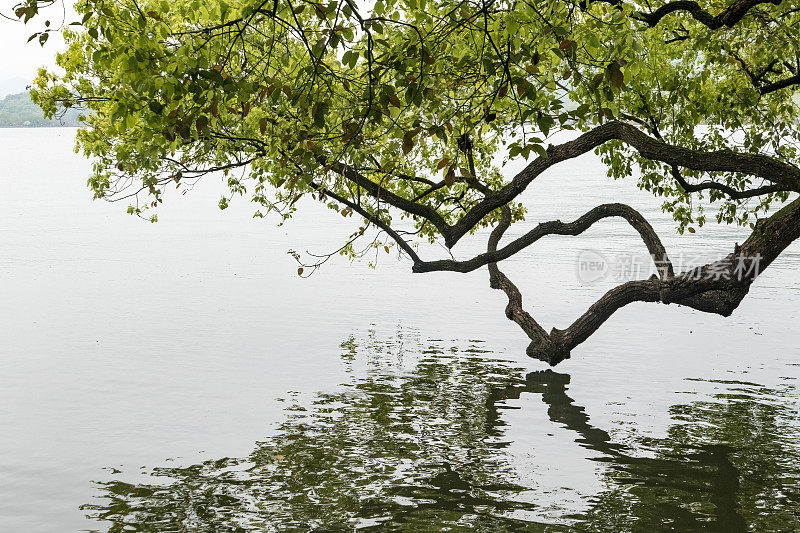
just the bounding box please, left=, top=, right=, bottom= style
left=83, top=332, right=800, bottom=532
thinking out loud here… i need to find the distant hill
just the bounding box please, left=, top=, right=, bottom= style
left=0, top=92, right=82, bottom=127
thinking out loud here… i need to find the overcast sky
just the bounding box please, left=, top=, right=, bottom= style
left=0, top=5, right=69, bottom=97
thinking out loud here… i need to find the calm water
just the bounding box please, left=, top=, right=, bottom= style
left=1, top=128, right=799, bottom=531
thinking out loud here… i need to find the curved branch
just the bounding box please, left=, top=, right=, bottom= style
left=668, top=165, right=786, bottom=199
left=414, top=203, right=674, bottom=278
left=483, top=195, right=800, bottom=366
left=594, top=0, right=785, bottom=29
left=544, top=196, right=800, bottom=365
left=646, top=126, right=789, bottom=200
left=446, top=121, right=800, bottom=247
left=486, top=206, right=553, bottom=355
left=309, top=124, right=797, bottom=252
left=637, top=0, right=783, bottom=29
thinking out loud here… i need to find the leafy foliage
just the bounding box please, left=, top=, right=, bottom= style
left=22, top=0, right=800, bottom=241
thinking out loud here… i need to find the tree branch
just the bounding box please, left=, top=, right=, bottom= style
left=308, top=180, right=423, bottom=264
left=486, top=205, right=554, bottom=356
left=414, top=203, right=674, bottom=277
left=486, top=196, right=800, bottom=366
left=668, top=164, right=786, bottom=199
left=323, top=159, right=455, bottom=241
left=591, top=0, right=786, bottom=29
left=638, top=0, right=783, bottom=29
left=445, top=121, right=800, bottom=247
left=759, top=72, right=800, bottom=94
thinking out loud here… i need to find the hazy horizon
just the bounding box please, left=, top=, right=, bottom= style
left=0, top=3, right=68, bottom=98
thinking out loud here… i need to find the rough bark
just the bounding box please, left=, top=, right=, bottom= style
left=414, top=203, right=674, bottom=277
left=638, top=0, right=784, bottom=29
left=328, top=122, right=800, bottom=250
left=445, top=121, right=800, bottom=247
left=321, top=121, right=800, bottom=365
left=486, top=196, right=800, bottom=366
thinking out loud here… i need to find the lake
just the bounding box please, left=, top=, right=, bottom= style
left=1, top=128, right=798, bottom=531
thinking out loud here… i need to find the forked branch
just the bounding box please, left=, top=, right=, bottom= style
left=316, top=122, right=798, bottom=252
left=445, top=121, right=800, bottom=247
left=486, top=196, right=800, bottom=365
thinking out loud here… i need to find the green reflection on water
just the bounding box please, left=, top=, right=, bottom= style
left=83, top=334, right=800, bottom=532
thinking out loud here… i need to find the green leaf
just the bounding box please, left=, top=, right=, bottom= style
left=531, top=144, right=548, bottom=158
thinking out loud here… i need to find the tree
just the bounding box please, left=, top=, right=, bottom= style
left=18, top=0, right=800, bottom=364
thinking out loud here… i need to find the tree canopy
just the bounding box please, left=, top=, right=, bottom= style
left=18, top=0, right=800, bottom=364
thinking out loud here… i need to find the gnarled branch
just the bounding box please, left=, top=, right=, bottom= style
left=414, top=203, right=674, bottom=277
left=486, top=196, right=800, bottom=366
left=668, top=165, right=786, bottom=199
left=638, top=0, right=784, bottom=29
left=593, top=0, right=785, bottom=29
left=446, top=121, right=800, bottom=247
left=486, top=205, right=557, bottom=360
